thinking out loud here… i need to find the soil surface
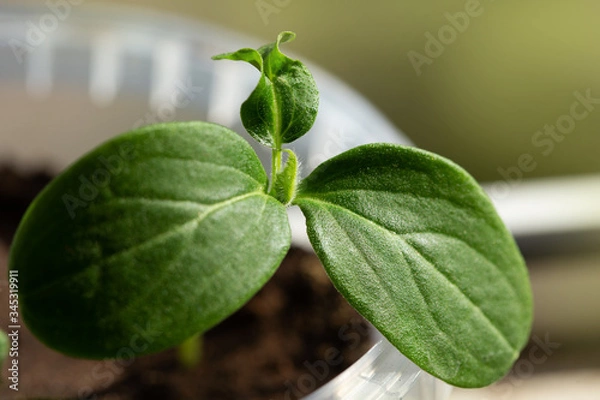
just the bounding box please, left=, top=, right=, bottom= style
left=0, top=166, right=372, bottom=400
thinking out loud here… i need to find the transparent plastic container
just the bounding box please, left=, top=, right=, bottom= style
left=0, top=5, right=451, bottom=399
left=305, top=337, right=452, bottom=400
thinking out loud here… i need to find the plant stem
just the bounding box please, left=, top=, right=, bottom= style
left=177, top=332, right=203, bottom=369
left=269, top=147, right=283, bottom=193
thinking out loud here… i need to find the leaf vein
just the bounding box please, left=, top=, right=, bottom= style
left=323, top=207, right=398, bottom=310
left=141, top=155, right=265, bottom=188
left=106, top=196, right=209, bottom=209
left=98, top=193, right=262, bottom=324
left=297, top=197, right=517, bottom=355
left=297, top=190, right=518, bottom=299
left=402, top=240, right=517, bottom=355
left=25, top=192, right=263, bottom=300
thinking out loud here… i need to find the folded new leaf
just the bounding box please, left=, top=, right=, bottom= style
left=213, top=31, right=319, bottom=148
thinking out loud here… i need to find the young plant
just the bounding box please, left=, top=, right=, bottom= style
left=9, top=32, right=532, bottom=388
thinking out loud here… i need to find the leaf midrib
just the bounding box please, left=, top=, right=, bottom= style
left=24, top=192, right=266, bottom=300
left=296, top=196, right=518, bottom=356
left=297, top=188, right=517, bottom=293
left=140, top=155, right=265, bottom=188
left=96, top=192, right=273, bottom=327
left=319, top=203, right=508, bottom=373
left=270, top=78, right=283, bottom=147
left=298, top=187, right=489, bottom=223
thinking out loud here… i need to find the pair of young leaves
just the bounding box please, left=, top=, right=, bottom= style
left=10, top=32, right=532, bottom=388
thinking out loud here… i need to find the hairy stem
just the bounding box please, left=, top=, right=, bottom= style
left=269, top=147, right=283, bottom=194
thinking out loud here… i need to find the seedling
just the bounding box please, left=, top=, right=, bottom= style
left=9, top=32, right=532, bottom=388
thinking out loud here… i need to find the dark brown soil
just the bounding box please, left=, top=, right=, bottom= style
left=0, top=166, right=372, bottom=400
left=0, top=166, right=54, bottom=243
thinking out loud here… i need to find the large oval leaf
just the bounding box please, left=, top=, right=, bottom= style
left=294, top=144, right=532, bottom=388
left=9, top=122, right=291, bottom=358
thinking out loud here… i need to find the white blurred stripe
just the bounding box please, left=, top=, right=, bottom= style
left=89, top=31, right=121, bottom=107
left=485, top=174, right=600, bottom=237
left=149, top=39, right=188, bottom=111
left=25, top=40, right=53, bottom=99
left=207, top=61, right=248, bottom=127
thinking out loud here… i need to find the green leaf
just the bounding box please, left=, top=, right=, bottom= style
left=294, top=144, right=533, bottom=388
left=213, top=31, right=319, bottom=148
left=9, top=121, right=291, bottom=359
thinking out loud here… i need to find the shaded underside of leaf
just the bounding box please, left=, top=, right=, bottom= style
left=9, top=122, right=291, bottom=358
left=294, top=144, right=532, bottom=388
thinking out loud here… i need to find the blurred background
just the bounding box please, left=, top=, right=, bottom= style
left=102, top=0, right=600, bottom=181
left=1, top=1, right=599, bottom=399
